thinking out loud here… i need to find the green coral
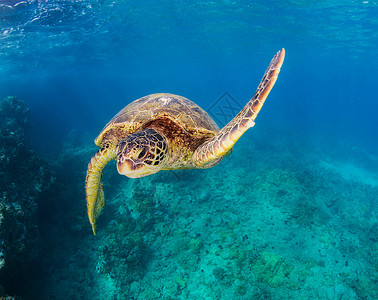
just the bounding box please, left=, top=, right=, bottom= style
left=97, top=232, right=150, bottom=285
left=253, top=169, right=300, bottom=196
left=353, top=276, right=378, bottom=299
left=235, top=284, right=247, bottom=296
left=252, top=252, right=296, bottom=288
left=188, top=238, right=203, bottom=251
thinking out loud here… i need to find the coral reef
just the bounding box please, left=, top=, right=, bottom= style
left=96, top=231, right=151, bottom=285
left=87, top=133, right=376, bottom=299
left=0, top=97, right=55, bottom=298
left=252, top=251, right=296, bottom=289
left=6, top=110, right=375, bottom=299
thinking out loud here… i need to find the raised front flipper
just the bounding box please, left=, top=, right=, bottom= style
left=193, top=48, right=285, bottom=168
left=85, top=145, right=115, bottom=235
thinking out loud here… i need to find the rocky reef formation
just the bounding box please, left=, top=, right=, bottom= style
left=0, top=97, right=55, bottom=298
left=0, top=96, right=375, bottom=299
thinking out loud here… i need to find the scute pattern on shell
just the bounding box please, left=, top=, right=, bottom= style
left=95, top=93, right=219, bottom=147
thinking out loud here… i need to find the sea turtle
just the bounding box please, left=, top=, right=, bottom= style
left=86, top=48, right=285, bottom=234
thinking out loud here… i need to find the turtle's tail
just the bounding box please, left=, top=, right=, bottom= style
left=85, top=144, right=115, bottom=235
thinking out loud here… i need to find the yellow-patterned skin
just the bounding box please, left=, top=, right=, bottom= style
left=85, top=49, right=285, bottom=235
left=193, top=48, right=285, bottom=167
left=85, top=144, right=115, bottom=235
left=86, top=94, right=221, bottom=234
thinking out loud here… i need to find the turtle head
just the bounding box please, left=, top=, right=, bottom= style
left=116, top=128, right=168, bottom=178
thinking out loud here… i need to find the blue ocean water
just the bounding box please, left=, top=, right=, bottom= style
left=0, top=1, right=377, bottom=299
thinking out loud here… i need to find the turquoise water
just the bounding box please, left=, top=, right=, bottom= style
left=0, top=1, right=377, bottom=299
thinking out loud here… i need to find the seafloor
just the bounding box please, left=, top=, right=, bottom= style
left=0, top=96, right=377, bottom=299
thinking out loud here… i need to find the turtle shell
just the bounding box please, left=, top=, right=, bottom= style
left=95, top=93, right=220, bottom=147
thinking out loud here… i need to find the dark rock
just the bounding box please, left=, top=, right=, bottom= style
left=0, top=97, right=55, bottom=297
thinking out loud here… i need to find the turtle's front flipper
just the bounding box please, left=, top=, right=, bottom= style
left=193, top=48, right=285, bottom=167
left=85, top=145, right=115, bottom=235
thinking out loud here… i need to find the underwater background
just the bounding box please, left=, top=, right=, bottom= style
left=0, top=0, right=377, bottom=299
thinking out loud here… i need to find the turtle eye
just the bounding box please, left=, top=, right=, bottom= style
left=137, top=147, right=147, bottom=159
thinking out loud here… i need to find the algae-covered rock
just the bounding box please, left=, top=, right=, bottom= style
left=97, top=232, right=151, bottom=285
left=252, top=168, right=301, bottom=205
left=212, top=267, right=226, bottom=280
left=235, top=284, right=247, bottom=296
left=188, top=237, right=203, bottom=251
left=175, top=276, right=186, bottom=288
left=352, top=275, right=378, bottom=299
left=126, top=181, right=168, bottom=233
left=252, top=251, right=296, bottom=288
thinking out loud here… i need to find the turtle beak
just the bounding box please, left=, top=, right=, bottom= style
left=117, top=158, right=142, bottom=178
left=117, top=157, right=154, bottom=178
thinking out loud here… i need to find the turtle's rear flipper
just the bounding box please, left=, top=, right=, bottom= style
left=193, top=48, right=285, bottom=168
left=86, top=146, right=115, bottom=235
